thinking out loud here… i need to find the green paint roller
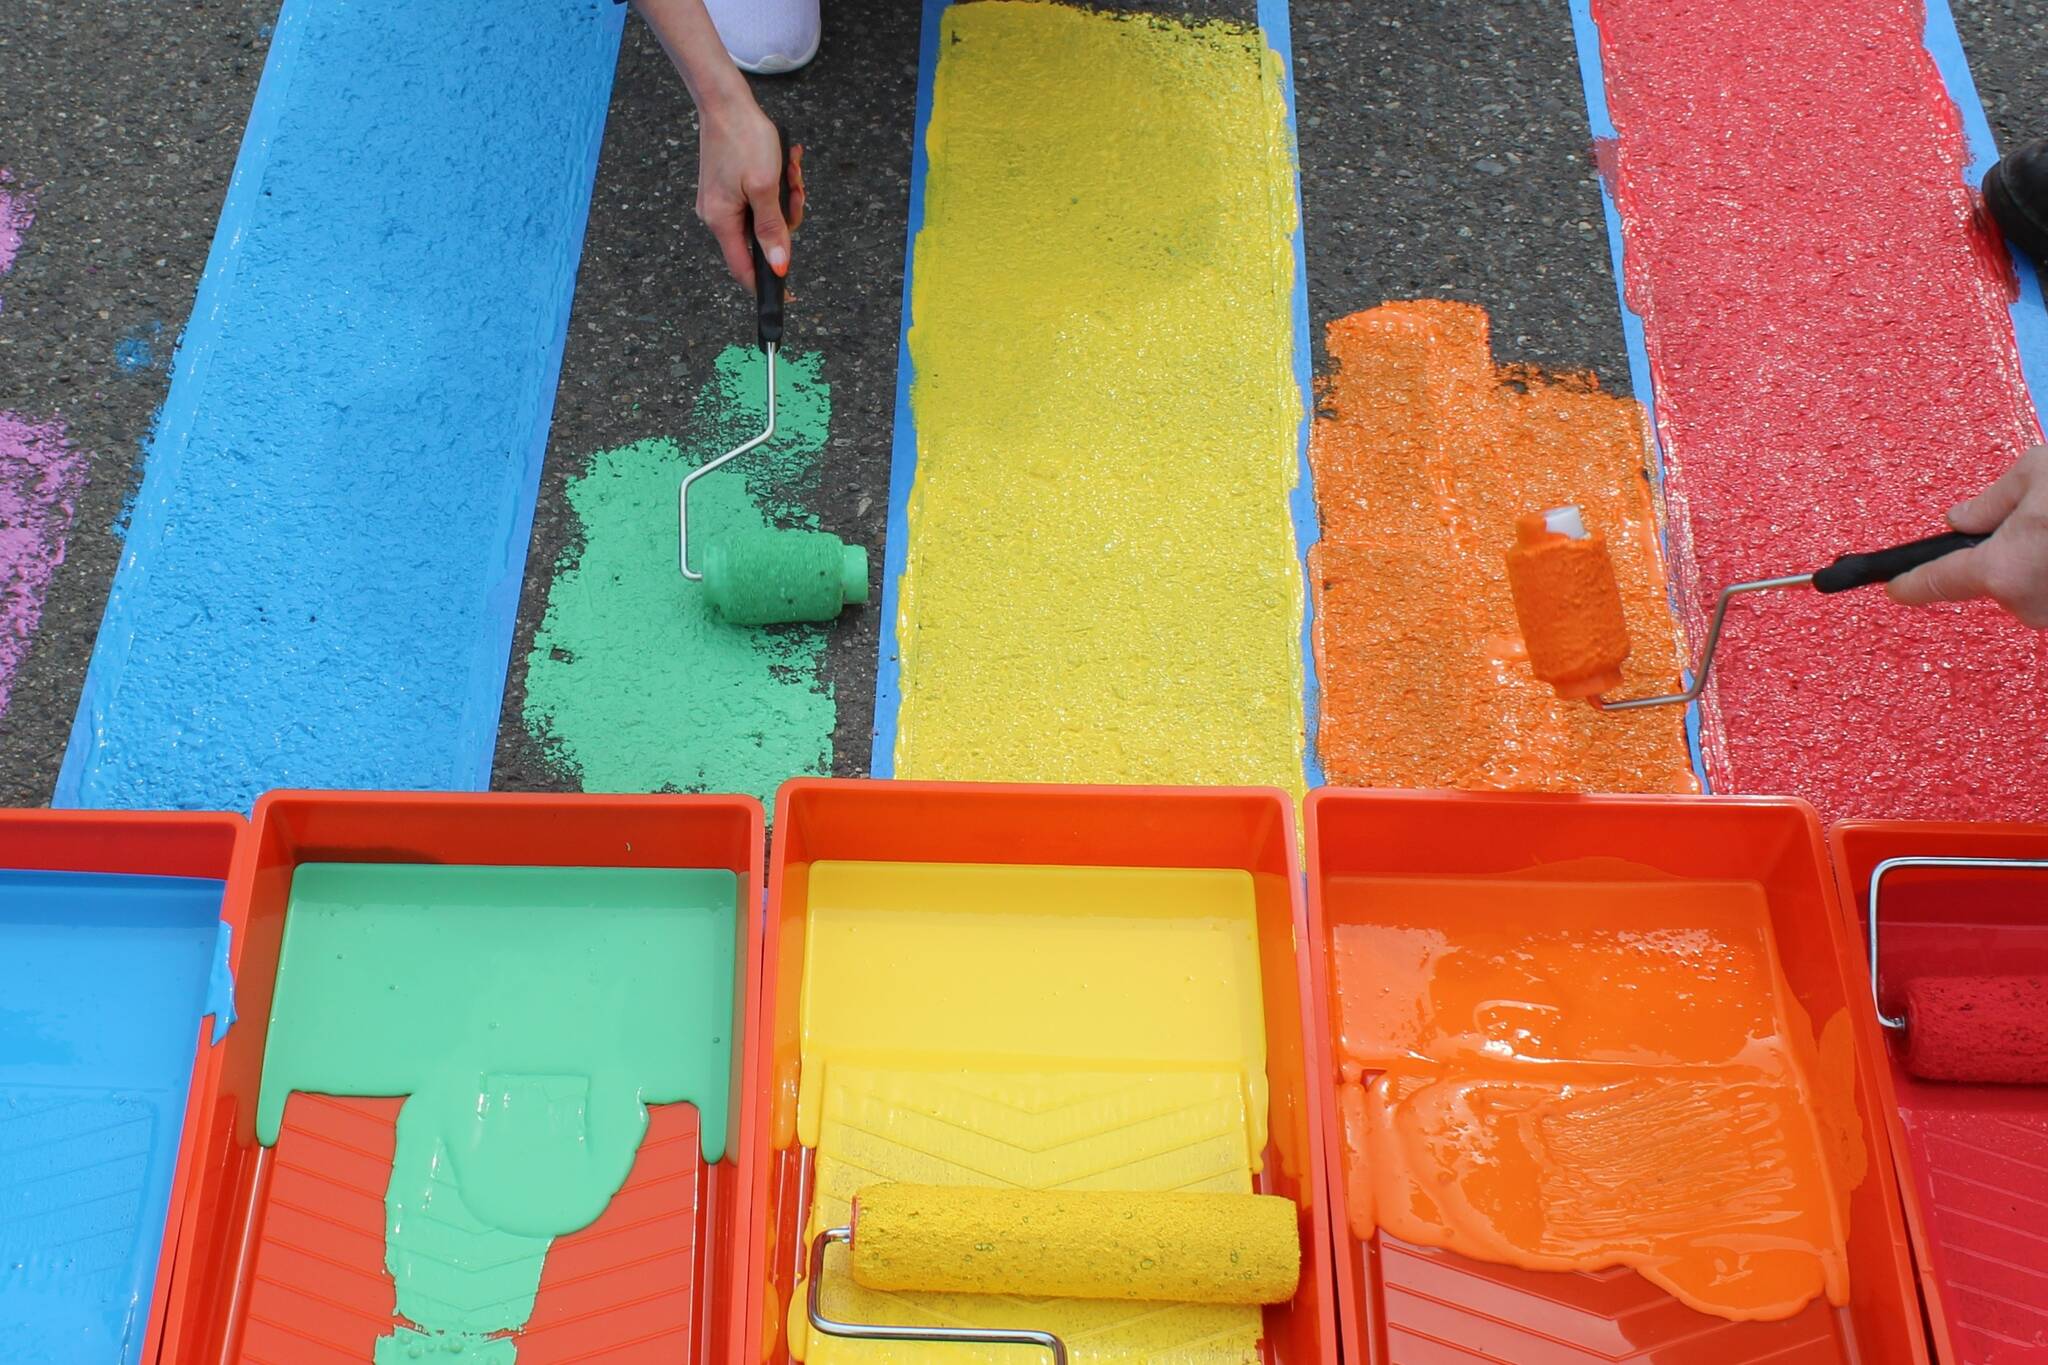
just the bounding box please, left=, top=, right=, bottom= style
left=678, top=123, right=868, bottom=626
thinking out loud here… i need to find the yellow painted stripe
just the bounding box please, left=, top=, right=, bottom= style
left=893, top=1, right=1305, bottom=796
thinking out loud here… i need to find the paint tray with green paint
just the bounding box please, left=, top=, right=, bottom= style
left=161, top=791, right=764, bottom=1365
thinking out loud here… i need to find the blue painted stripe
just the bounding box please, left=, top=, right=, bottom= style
left=1566, top=0, right=1709, bottom=791
left=866, top=0, right=947, bottom=779
left=867, top=0, right=1321, bottom=786
left=1922, top=0, right=2048, bottom=420
left=55, top=0, right=623, bottom=810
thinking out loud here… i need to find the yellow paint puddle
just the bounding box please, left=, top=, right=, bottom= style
left=893, top=1, right=1306, bottom=797
left=791, top=860, right=1271, bottom=1362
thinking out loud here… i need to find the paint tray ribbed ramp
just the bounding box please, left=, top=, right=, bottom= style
left=1305, top=791, right=1927, bottom=1365
left=235, top=1095, right=706, bottom=1364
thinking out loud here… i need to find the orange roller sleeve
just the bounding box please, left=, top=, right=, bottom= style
left=1506, top=507, right=1632, bottom=701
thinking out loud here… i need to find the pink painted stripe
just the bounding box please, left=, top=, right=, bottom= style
left=0, top=413, right=86, bottom=717
left=0, top=170, right=30, bottom=277
left=1593, top=0, right=2048, bottom=823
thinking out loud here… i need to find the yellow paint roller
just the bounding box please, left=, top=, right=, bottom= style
left=806, top=1183, right=1301, bottom=1361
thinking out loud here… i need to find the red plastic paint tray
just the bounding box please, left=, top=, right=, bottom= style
left=156, top=790, right=762, bottom=1365
left=0, top=809, right=244, bottom=1365
left=1305, top=789, right=1925, bottom=1365
left=1831, top=820, right=2048, bottom=1365
left=745, top=779, right=1340, bottom=1364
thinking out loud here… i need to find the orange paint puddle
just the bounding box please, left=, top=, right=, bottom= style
left=1330, top=866, right=1853, bottom=1323
left=1308, top=301, right=1694, bottom=791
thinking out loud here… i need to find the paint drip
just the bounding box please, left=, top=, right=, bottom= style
left=1588, top=0, right=2048, bottom=820
left=0, top=414, right=88, bottom=721
left=522, top=345, right=835, bottom=803
left=256, top=864, right=737, bottom=1359
left=1309, top=301, right=1694, bottom=792
left=890, top=1, right=1307, bottom=797
left=1331, top=866, right=1860, bottom=1324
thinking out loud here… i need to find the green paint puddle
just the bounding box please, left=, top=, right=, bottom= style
left=257, top=863, right=738, bottom=1359
left=524, top=345, right=837, bottom=801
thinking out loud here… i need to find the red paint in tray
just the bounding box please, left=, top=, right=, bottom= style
left=1833, top=820, right=2048, bottom=1365
left=1307, top=789, right=1925, bottom=1364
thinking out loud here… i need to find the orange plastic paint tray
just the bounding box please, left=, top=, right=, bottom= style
left=0, top=809, right=243, bottom=1365
left=1831, top=820, right=2048, bottom=1365
left=156, top=790, right=762, bottom=1365
left=747, top=779, right=1339, bottom=1364
left=1305, top=789, right=1924, bottom=1365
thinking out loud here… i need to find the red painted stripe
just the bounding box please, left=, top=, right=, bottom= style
left=1591, top=0, right=2047, bottom=821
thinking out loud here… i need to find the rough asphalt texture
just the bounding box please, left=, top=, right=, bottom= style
left=0, top=0, right=2040, bottom=803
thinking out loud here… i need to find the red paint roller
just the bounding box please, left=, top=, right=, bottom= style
left=1868, top=856, right=2048, bottom=1085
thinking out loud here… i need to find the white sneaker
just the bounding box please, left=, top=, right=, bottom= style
left=703, top=0, right=821, bottom=75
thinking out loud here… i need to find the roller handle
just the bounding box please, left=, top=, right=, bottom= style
left=1812, top=530, right=1988, bottom=594
left=751, top=122, right=793, bottom=350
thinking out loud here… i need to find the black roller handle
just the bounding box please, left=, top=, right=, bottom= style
left=1811, top=530, right=1989, bottom=594
left=750, top=122, right=793, bottom=350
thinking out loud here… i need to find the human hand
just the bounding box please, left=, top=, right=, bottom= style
left=1889, top=443, right=2048, bottom=627
left=697, top=104, right=805, bottom=294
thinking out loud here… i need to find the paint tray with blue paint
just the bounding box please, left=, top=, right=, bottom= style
left=1, top=829, right=237, bottom=1365
left=161, top=791, right=763, bottom=1365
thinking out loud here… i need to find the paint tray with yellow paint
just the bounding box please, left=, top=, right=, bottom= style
left=744, top=780, right=1337, bottom=1364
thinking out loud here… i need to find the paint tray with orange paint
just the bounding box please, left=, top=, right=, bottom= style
left=1305, top=789, right=1924, bottom=1365
left=746, top=779, right=1337, bottom=1364
left=1831, top=821, right=2048, bottom=1365
left=157, top=791, right=762, bottom=1365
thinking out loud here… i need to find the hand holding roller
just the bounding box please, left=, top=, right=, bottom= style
left=677, top=122, right=869, bottom=626
left=806, top=1183, right=1302, bottom=1361
left=1505, top=505, right=1985, bottom=710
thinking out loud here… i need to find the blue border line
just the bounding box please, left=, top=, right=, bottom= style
left=1259, top=0, right=1325, bottom=791
left=1923, top=0, right=2048, bottom=417
left=1566, top=0, right=1709, bottom=792
left=867, top=0, right=1321, bottom=785
left=865, top=0, right=945, bottom=778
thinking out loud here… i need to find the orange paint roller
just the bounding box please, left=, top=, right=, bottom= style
left=1505, top=504, right=1987, bottom=710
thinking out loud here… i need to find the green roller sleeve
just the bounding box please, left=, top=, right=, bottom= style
left=703, top=529, right=869, bottom=625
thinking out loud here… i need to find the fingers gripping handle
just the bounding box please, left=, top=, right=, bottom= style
left=751, top=122, right=792, bottom=349
left=1812, top=530, right=1989, bottom=593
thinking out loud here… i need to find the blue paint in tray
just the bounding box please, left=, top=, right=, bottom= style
left=0, top=870, right=231, bottom=1364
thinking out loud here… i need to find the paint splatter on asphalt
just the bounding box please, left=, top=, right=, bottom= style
left=523, top=345, right=837, bottom=803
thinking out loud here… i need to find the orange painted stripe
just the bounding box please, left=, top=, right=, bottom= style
left=1308, top=300, right=1694, bottom=792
